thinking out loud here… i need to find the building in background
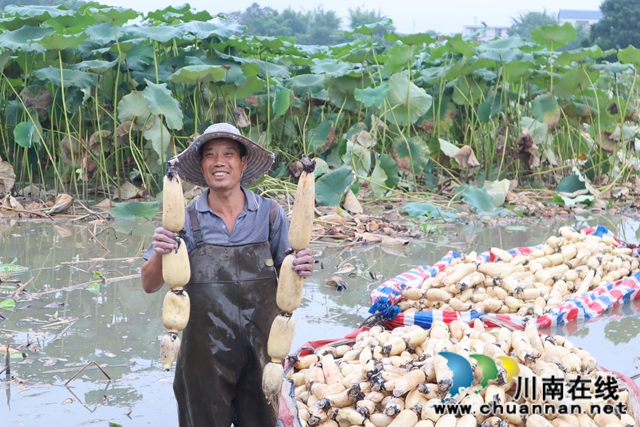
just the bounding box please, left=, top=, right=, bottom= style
left=462, top=24, right=509, bottom=42
left=557, top=10, right=603, bottom=28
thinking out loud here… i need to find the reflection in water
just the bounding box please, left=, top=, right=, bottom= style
left=1, top=213, right=640, bottom=425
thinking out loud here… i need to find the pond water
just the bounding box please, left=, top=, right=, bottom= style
left=1, top=213, right=640, bottom=426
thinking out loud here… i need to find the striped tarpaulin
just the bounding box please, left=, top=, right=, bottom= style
left=369, top=225, right=640, bottom=330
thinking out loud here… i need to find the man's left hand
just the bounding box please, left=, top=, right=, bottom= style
left=292, top=248, right=313, bottom=278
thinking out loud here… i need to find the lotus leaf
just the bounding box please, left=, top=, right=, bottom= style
left=384, top=73, right=432, bottom=125
left=117, top=91, right=152, bottom=123
left=87, top=6, right=139, bottom=26
left=618, top=45, right=640, bottom=68
left=354, top=83, right=389, bottom=108
left=531, top=23, right=576, bottom=50
left=34, top=67, right=96, bottom=88
left=315, top=165, right=355, bottom=206
left=342, top=141, right=371, bottom=179
left=46, top=14, right=95, bottom=34
left=170, top=65, right=225, bottom=84
left=0, top=26, right=53, bottom=52
left=378, top=153, right=399, bottom=189
left=286, top=74, right=325, bottom=96
left=370, top=161, right=388, bottom=198
left=402, top=202, right=458, bottom=219
left=125, top=25, right=186, bottom=43
left=385, top=44, right=418, bottom=74
left=34, top=33, right=87, bottom=51
left=13, top=122, right=35, bottom=148
left=391, top=136, right=429, bottom=175
left=143, top=80, right=183, bottom=130
left=143, top=117, right=171, bottom=159
left=384, top=32, right=436, bottom=46
left=310, top=59, right=353, bottom=77
left=531, top=93, right=560, bottom=128
left=110, top=201, right=159, bottom=220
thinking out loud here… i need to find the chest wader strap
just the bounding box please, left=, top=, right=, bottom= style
left=186, top=200, right=279, bottom=245
left=186, top=205, right=203, bottom=244
left=268, top=199, right=278, bottom=242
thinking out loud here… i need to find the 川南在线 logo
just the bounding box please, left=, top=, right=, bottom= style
left=438, top=352, right=520, bottom=397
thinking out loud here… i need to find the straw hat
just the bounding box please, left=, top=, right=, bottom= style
left=175, top=123, right=274, bottom=187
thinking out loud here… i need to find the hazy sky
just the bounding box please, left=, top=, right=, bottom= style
left=102, top=0, right=604, bottom=35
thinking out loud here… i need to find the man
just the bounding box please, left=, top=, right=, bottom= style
left=140, top=123, right=313, bottom=427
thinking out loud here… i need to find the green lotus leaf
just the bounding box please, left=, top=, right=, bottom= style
left=342, top=141, right=371, bottom=179
left=593, top=62, right=632, bottom=74
left=13, top=121, right=35, bottom=148
left=33, top=66, right=96, bottom=88
left=446, top=34, right=473, bottom=57
left=402, top=202, right=458, bottom=219
left=34, top=33, right=87, bottom=51
left=46, top=14, right=95, bottom=34
left=438, top=138, right=460, bottom=157
left=554, top=66, right=600, bottom=100
left=170, top=65, right=225, bottom=84
left=618, top=45, right=640, bottom=68
left=131, top=64, right=173, bottom=87
left=392, top=136, right=430, bottom=176
left=186, top=56, right=246, bottom=85
left=370, top=161, right=388, bottom=198
left=452, top=76, right=486, bottom=106
left=124, top=25, right=186, bottom=43
left=178, top=21, right=242, bottom=40
left=520, top=117, right=551, bottom=148
left=478, top=36, right=527, bottom=50
left=384, top=44, right=418, bottom=74
left=531, top=23, right=576, bottom=50
left=327, top=75, right=368, bottom=111
left=110, top=201, right=159, bottom=220
left=503, top=61, right=534, bottom=83
left=84, top=22, right=122, bottom=46
left=272, top=88, right=291, bottom=116
left=143, top=80, right=183, bottom=130
left=0, top=298, right=15, bottom=310
left=478, top=48, right=523, bottom=64
left=0, top=26, right=53, bottom=52
left=117, top=91, right=151, bottom=123
left=310, top=59, right=353, bottom=77
left=286, top=74, right=325, bottom=96
left=143, top=117, right=171, bottom=159
left=4, top=4, right=71, bottom=21
left=384, top=31, right=436, bottom=46
left=0, top=16, right=39, bottom=31
left=354, top=83, right=389, bottom=108
left=147, top=4, right=213, bottom=23
left=531, top=93, right=560, bottom=128
left=346, top=18, right=392, bottom=36
left=457, top=184, right=508, bottom=216
left=384, top=73, right=432, bottom=125
left=316, top=165, right=355, bottom=206
left=307, top=121, right=335, bottom=154
left=378, top=153, right=399, bottom=189
left=73, top=59, right=118, bottom=73
left=87, top=6, right=139, bottom=26
left=477, top=94, right=506, bottom=123
left=222, top=75, right=264, bottom=99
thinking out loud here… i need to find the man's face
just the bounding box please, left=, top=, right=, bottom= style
left=199, top=139, right=247, bottom=193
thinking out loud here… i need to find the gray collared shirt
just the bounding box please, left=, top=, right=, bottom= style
left=143, top=187, right=290, bottom=266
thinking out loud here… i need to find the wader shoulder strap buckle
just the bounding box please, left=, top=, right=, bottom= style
left=186, top=205, right=203, bottom=244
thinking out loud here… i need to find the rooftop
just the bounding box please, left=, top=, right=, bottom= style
left=558, top=10, right=603, bottom=20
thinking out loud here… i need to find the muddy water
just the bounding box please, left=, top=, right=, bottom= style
left=1, top=214, right=640, bottom=426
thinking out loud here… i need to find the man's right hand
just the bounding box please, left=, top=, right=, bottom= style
left=152, top=227, right=179, bottom=255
